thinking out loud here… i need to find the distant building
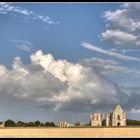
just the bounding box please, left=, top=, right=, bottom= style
left=0, top=122, right=5, bottom=127
left=59, top=121, right=70, bottom=127
left=90, top=113, right=102, bottom=127
left=90, top=104, right=126, bottom=127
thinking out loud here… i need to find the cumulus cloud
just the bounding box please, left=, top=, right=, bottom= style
left=0, top=50, right=139, bottom=113
left=103, top=3, right=140, bottom=32
left=102, top=2, right=140, bottom=46
left=0, top=2, right=58, bottom=24
left=0, top=50, right=133, bottom=113
left=81, top=42, right=140, bottom=62
left=101, top=30, right=140, bottom=46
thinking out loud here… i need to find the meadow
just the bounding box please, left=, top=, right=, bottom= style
left=0, top=127, right=140, bottom=138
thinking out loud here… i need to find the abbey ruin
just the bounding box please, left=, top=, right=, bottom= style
left=90, top=104, right=126, bottom=127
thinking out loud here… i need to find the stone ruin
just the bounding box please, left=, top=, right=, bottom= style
left=90, top=104, right=126, bottom=127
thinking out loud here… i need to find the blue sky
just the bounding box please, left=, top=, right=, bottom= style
left=0, top=2, right=140, bottom=123
left=0, top=3, right=120, bottom=64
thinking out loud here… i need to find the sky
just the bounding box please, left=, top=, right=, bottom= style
left=0, top=2, right=140, bottom=124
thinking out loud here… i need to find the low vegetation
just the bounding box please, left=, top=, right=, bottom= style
left=3, top=119, right=56, bottom=127
left=1, top=119, right=140, bottom=127
left=126, top=119, right=140, bottom=126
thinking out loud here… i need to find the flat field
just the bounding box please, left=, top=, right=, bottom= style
left=0, top=127, right=140, bottom=138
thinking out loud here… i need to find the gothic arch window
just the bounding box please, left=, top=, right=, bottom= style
left=117, top=115, right=120, bottom=120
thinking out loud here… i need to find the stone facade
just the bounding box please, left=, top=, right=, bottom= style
left=112, top=104, right=126, bottom=126
left=90, top=104, right=126, bottom=127
left=90, top=113, right=102, bottom=127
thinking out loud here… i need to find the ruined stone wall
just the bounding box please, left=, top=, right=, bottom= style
left=90, top=104, right=126, bottom=127
left=105, top=112, right=112, bottom=126
left=90, top=113, right=102, bottom=126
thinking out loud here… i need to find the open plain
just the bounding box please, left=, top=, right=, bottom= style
left=0, top=127, right=140, bottom=138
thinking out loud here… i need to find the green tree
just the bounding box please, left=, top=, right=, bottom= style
left=126, top=119, right=140, bottom=126
left=5, top=119, right=16, bottom=127
left=75, top=121, right=80, bottom=127
left=27, top=122, right=35, bottom=127
left=45, top=122, right=55, bottom=127
left=40, top=123, right=45, bottom=127
left=49, top=122, right=55, bottom=127
left=16, top=121, right=26, bottom=127
left=34, top=120, right=41, bottom=127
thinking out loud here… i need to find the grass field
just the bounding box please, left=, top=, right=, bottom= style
left=0, top=127, right=140, bottom=138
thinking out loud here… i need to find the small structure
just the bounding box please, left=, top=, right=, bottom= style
left=0, top=122, right=5, bottom=127
left=90, top=113, right=102, bottom=127
left=59, top=121, right=70, bottom=127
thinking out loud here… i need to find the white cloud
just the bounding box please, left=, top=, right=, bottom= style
left=0, top=50, right=131, bottom=112
left=110, top=48, right=140, bottom=54
left=16, top=45, right=33, bottom=53
left=103, top=3, right=140, bottom=32
left=102, top=30, right=139, bottom=46
left=102, top=3, right=140, bottom=46
left=11, top=40, right=34, bottom=53
left=0, top=2, right=59, bottom=24
left=81, top=42, right=140, bottom=62
left=0, top=50, right=139, bottom=112
left=0, top=65, right=7, bottom=76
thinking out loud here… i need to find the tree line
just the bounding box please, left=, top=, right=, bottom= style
left=126, top=119, right=140, bottom=126
left=2, top=120, right=56, bottom=127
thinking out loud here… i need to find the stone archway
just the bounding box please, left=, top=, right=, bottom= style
left=117, top=122, right=120, bottom=126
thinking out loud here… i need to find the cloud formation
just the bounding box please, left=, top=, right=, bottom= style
left=81, top=42, right=140, bottom=62
left=102, top=3, right=140, bottom=46
left=102, top=29, right=140, bottom=46
left=79, top=57, right=140, bottom=76
left=0, top=2, right=59, bottom=24
left=11, top=40, right=34, bottom=53
left=0, top=50, right=139, bottom=113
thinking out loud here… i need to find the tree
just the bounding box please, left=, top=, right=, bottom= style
left=40, top=123, right=45, bottom=127
left=5, top=119, right=16, bottom=127
left=45, top=122, right=56, bottom=127
left=27, top=122, right=35, bottom=127
left=75, top=121, right=80, bottom=127
left=126, top=119, right=140, bottom=126
left=25, top=122, right=28, bottom=127
left=49, top=122, right=55, bottom=127
left=34, top=120, right=41, bottom=127
left=16, top=121, right=26, bottom=127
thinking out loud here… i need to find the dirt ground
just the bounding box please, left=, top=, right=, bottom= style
left=0, top=127, right=140, bottom=138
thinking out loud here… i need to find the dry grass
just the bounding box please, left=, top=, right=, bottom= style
left=0, top=127, right=140, bottom=138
